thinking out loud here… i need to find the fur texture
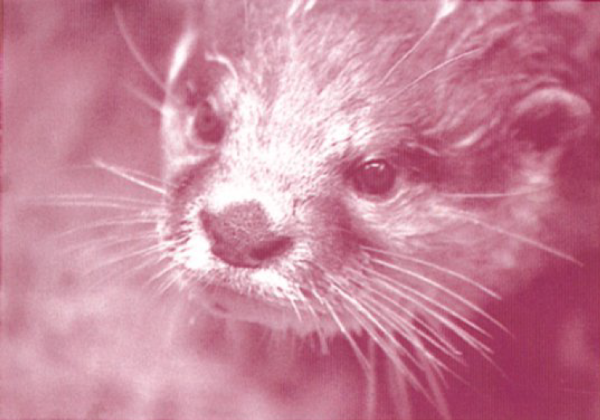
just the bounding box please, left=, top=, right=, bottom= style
left=2, top=1, right=599, bottom=419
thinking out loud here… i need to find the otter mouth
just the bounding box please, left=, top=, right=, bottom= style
left=196, top=283, right=301, bottom=327
left=192, top=278, right=354, bottom=335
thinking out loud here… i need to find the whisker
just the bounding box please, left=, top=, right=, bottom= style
left=287, top=295, right=303, bottom=322
left=113, top=3, right=167, bottom=92
left=358, top=293, right=455, bottom=372
left=84, top=243, right=169, bottom=291
left=297, top=286, right=330, bottom=353
left=386, top=356, right=412, bottom=420
left=392, top=47, right=482, bottom=102
left=62, top=231, right=158, bottom=257
left=113, top=247, right=175, bottom=286
left=55, top=215, right=160, bottom=238
left=46, top=163, right=169, bottom=188
left=86, top=163, right=168, bottom=186
left=441, top=186, right=551, bottom=199
left=345, top=266, right=465, bottom=359
left=360, top=244, right=500, bottom=299
left=330, top=281, right=440, bottom=377
left=381, top=8, right=444, bottom=85
left=144, top=261, right=179, bottom=287
left=359, top=285, right=468, bottom=417
left=371, top=257, right=507, bottom=335
left=93, top=159, right=167, bottom=195
left=410, top=332, right=452, bottom=420
left=358, top=288, right=465, bottom=363
left=124, top=83, right=166, bottom=115
left=312, top=289, right=372, bottom=373
left=365, top=339, right=378, bottom=420
left=157, top=268, right=189, bottom=294
left=84, top=241, right=168, bottom=276
left=449, top=209, right=583, bottom=266
left=24, top=197, right=154, bottom=212
left=32, top=194, right=162, bottom=207
left=336, top=294, right=432, bottom=400
left=360, top=263, right=494, bottom=353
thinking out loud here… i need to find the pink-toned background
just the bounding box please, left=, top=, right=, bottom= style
left=2, top=1, right=599, bottom=419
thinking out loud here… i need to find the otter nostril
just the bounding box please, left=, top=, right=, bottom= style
left=249, top=236, right=293, bottom=261
left=200, top=202, right=292, bottom=267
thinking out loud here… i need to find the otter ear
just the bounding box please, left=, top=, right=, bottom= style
left=511, top=88, right=591, bottom=150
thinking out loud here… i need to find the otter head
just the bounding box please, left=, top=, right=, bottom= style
left=157, top=0, right=592, bottom=349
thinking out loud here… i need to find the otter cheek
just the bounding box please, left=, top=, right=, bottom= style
left=301, top=197, right=359, bottom=268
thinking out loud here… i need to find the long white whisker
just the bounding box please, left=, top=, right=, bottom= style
left=359, top=290, right=464, bottom=363
left=411, top=331, right=452, bottom=420
left=124, top=83, right=166, bottom=115
left=365, top=339, right=378, bottom=420
left=113, top=4, right=167, bottom=92
left=386, top=356, right=413, bottom=420
left=441, top=186, right=551, bottom=199
left=381, top=11, right=442, bottom=85
left=360, top=263, right=494, bottom=354
left=345, top=266, right=466, bottom=359
left=392, top=48, right=482, bottom=101
left=449, top=209, right=583, bottom=266
left=93, top=159, right=167, bottom=195
left=107, top=253, right=169, bottom=289
left=312, top=289, right=372, bottom=372
left=372, top=257, right=507, bottom=335
left=34, top=194, right=162, bottom=206
left=361, top=244, right=500, bottom=299
left=298, top=286, right=330, bottom=353
left=287, top=295, right=303, bottom=322
left=157, top=268, right=189, bottom=294
left=329, top=281, right=440, bottom=377
left=335, top=292, right=432, bottom=400
left=85, top=241, right=168, bottom=275
left=26, top=198, right=153, bottom=212
left=55, top=216, right=160, bottom=238
left=61, top=231, right=158, bottom=256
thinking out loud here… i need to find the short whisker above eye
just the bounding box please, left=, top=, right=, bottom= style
left=391, top=47, right=484, bottom=102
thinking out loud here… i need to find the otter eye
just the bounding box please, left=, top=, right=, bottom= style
left=193, top=100, right=225, bottom=144
left=352, top=159, right=397, bottom=196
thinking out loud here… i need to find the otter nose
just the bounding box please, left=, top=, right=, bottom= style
left=200, top=202, right=292, bottom=268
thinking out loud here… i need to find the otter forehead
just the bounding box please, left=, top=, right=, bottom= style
left=204, top=0, right=558, bottom=154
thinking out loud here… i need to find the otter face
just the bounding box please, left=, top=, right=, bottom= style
left=158, top=0, right=592, bottom=355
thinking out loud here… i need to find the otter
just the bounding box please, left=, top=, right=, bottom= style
left=2, top=1, right=598, bottom=419
left=145, top=0, right=599, bottom=418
